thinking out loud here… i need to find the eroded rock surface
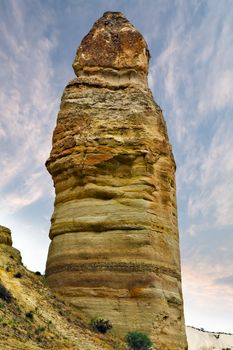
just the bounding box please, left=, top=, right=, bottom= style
left=0, top=225, right=12, bottom=246
left=0, top=225, right=22, bottom=268
left=45, top=12, right=187, bottom=350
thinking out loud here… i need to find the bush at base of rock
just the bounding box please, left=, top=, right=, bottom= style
left=25, top=311, right=34, bottom=320
left=126, top=331, right=153, bottom=350
left=0, top=283, right=12, bottom=303
left=13, top=272, right=22, bottom=278
left=90, top=317, right=112, bottom=334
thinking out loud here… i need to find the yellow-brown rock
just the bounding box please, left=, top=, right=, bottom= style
left=0, top=225, right=115, bottom=350
left=0, top=225, right=22, bottom=269
left=0, top=225, right=12, bottom=246
left=45, top=12, right=187, bottom=350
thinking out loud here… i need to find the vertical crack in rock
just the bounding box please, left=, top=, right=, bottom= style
left=45, top=11, right=188, bottom=350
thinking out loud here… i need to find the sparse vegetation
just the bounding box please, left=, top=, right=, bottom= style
left=13, top=272, right=22, bottom=278
left=35, top=271, right=41, bottom=276
left=25, top=311, right=34, bottom=320
left=35, top=326, right=46, bottom=334
left=126, top=331, right=153, bottom=350
left=0, top=283, right=12, bottom=303
left=90, top=317, right=112, bottom=334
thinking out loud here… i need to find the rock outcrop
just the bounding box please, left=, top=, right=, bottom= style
left=0, top=225, right=21, bottom=266
left=0, top=225, right=13, bottom=246
left=0, top=226, right=115, bottom=350
left=45, top=12, right=187, bottom=350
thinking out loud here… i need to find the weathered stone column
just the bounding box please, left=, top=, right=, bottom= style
left=45, top=12, right=187, bottom=350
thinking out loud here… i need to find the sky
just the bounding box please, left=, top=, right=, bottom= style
left=0, top=0, right=233, bottom=334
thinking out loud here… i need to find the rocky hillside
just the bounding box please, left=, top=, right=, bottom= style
left=0, top=226, right=126, bottom=350
left=0, top=225, right=231, bottom=349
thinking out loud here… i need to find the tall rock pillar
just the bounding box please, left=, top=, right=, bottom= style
left=45, top=12, right=187, bottom=350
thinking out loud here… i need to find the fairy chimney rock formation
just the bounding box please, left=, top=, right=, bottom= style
left=45, top=12, right=187, bottom=350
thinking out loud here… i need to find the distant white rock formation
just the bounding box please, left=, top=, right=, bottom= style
left=186, top=326, right=233, bottom=350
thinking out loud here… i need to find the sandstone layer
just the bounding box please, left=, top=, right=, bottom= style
left=45, top=12, right=187, bottom=350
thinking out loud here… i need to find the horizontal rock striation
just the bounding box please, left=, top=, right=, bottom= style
left=45, top=12, right=187, bottom=350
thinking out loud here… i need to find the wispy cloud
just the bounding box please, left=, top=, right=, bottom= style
left=0, top=0, right=58, bottom=213
left=182, top=260, right=233, bottom=331
left=3, top=171, right=52, bottom=213
left=148, top=0, right=233, bottom=229
left=187, top=117, right=233, bottom=226
left=215, top=275, right=233, bottom=287
left=146, top=0, right=233, bottom=331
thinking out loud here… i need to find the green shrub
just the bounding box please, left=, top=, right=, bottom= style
left=90, top=317, right=112, bottom=334
left=0, top=283, right=12, bottom=303
left=126, top=331, right=153, bottom=350
left=35, top=326, right=45, bottom=334
left=13, top=272, right=22, bottom=278
left=35, top=271, right=41, bottom=276
left=25, top=311, right=34, bottom=320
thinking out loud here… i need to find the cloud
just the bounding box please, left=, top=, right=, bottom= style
left=147, top=0, right=233, bottom=231
left=3, top=171, right=52, bottom=213
left=208, top=70, right=233, bottom=111
left=197, top=2, right=233, bottom=115
left=182, top=261, right=233, bottom=331
left=0, top=126, right=6, bottom=139
left=182, top=239, right=233, bottom=308
left=0, top=0, right=58, bottom=213
left=146, top=0, right=233, bottom=330
left=186, top=117, right=233, bottom=226
left=215, top=275, right=233, bottom=287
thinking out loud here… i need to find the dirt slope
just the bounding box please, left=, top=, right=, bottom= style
left=0, top=243, right=125, bottom=350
